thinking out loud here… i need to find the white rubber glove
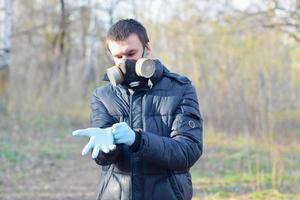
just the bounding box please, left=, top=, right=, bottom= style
left=112, top=122, right=136, bottom=146
left=72, top=127, right=116, bottom=159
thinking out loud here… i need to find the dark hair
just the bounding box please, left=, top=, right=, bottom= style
left=106, top=19, right=149, bottom=50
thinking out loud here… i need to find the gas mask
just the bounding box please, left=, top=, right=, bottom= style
left=106, top=58, right=155, bottom=88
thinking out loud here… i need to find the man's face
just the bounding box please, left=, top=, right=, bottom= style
left=107, top=33, right=150, bottom=66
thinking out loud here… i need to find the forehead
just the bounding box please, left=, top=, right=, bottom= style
left=107, top=34, right=143, bottom=55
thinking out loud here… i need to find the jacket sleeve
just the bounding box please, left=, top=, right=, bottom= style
left=90, top=88, right=121, bottom=166
left=137, top=83, right=203, bottom=171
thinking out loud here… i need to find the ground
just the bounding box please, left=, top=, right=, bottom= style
left=0, top=152, right=99, bottom=200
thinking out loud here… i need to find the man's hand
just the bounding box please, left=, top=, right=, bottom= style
left=72, top=127, right=116, bottom=159
left=112, top=122, right=136, bottom=146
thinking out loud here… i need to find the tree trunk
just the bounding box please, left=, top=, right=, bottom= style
left=0, top=0, right=11, bottom=114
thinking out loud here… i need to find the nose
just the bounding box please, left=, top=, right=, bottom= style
left=120, top=56, right=129, bottom=64
left=116, top=57, right=127, bottom=67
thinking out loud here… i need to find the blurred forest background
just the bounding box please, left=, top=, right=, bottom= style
left=0, top=0, right=300, bottom=199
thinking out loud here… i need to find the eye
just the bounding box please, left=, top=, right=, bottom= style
left=115, top=55, right=122, bottom=59
left=127, top=51, right=136, bottom=57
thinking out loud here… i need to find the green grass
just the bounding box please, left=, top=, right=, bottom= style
left=38, top=142, right=66, bottom=160
left=248, top=190, right=291, bottom=200
left=191, top=131, right=300, bottom=199
left=0, top=148, right=25, bottom=164
left=0, top=127, right=83, bottom=165
left=0, top=136, right=26, bottom=164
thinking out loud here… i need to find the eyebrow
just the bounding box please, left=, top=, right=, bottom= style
left=113, top=49, right=137, bottom=57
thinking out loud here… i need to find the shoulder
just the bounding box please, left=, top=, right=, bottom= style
left=93, top=84, right=115, bottom=98
left=152, top=60, right=191, bottom=86
left=164, top=71, right=191, bottom=85
left=152, top=71, right=194, bottom=94
left=159, top=71, right=192, bottom=90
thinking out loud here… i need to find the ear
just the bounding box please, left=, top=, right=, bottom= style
left=144, top=43, right=152, bottom=57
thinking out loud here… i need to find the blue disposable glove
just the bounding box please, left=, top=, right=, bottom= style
left=112, top=122, right=136, bottom=146
left=72, top=127, right=116, bottom=159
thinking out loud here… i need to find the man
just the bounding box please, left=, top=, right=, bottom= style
left=73, top=19, right=203, bottom=200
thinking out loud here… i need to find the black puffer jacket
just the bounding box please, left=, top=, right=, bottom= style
left=91, top=60, right=203, bottom=200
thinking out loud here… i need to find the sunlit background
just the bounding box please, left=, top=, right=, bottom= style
left=0, top=0, right=299, bottom=199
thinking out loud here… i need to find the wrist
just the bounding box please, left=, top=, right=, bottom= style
left=129, top=129, right=142, bottom=152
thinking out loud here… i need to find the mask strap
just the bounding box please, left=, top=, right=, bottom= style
left=142, top=47, right=147, bottom=58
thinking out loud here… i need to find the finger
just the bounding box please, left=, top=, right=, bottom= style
left=112, top=128, right=117, bottom=134
left=81, top=137, right=95, bottom=155
left=101, top=146, right=110, bottom=154
left=118, top=138, right=127, bottom=144
left=92, top=145, right=101, bottom=159
left=112, top=124, right=119, bottom=132
left=112, top=127, right=127, bottom=136
left=72, top=129, right=91, bottom=137
left=113, top=133, right=122, bottom=139
left=112, top=122, right=127, bottom=129
left=114, top=138, right=123, bottom=144
left=108, top=145, right=116, bottom=151
left=72, top=129, right=84, bottom=136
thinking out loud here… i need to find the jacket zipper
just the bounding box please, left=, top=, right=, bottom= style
left=129, top=91, right=134, bottom=200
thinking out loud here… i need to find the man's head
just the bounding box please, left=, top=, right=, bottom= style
left=106, top=19, right=151, bottom=65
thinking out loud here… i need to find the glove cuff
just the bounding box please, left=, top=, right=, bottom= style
left=129, top=129, right=142, bottom=152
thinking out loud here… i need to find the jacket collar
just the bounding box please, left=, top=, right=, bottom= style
left=102, top=73, right=109, bottom=81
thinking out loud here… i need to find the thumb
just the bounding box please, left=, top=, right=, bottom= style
left=72, top=129, right=92, bottom=137
left=112, top=122, right=127, bottom=130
